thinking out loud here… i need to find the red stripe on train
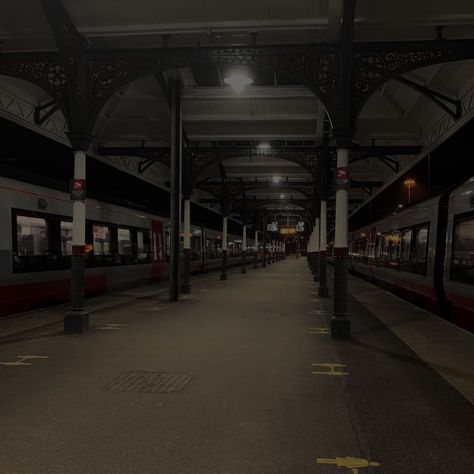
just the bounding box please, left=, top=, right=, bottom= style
left=0, top=276, right=106, bottom=317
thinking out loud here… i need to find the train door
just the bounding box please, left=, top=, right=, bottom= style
left=149, top=220, right=165, bottom=282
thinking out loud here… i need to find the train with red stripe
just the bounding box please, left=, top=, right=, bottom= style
left=348, top=178, right=474, bottom=332
left=0, top=176, right=250, bottom=317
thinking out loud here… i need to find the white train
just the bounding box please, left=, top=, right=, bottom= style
left=0, top=176, right=252, bottom=317
left=347, top=177, right=474, bottom=332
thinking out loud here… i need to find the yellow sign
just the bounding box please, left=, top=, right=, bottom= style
left=0, top=355, right=48, bottom=366
left=317, top=456, right=380, bottom=472
left=312, top=363, right=349, bottom=376
left=280, top=226, right=296, bottom=235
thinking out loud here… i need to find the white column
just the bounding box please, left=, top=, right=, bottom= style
left=242, top=225, right=247, bottom=251
left=308, top=231, right=314, bottom=253
left=222, top=216, right=228, bottom=251
left=183, top=199, right=191, bottom=250
left=254, top=230, right=258, bottom=251
left=320, top=200, right=327, bottom=252
left=72, top=151, right=86, bottom=248
left=335, top=149, right=349, bottom=249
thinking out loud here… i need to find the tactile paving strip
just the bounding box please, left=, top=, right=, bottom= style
left=105, top=371, right=193, bottom=393
left=242, top=312, right=280, bottom=319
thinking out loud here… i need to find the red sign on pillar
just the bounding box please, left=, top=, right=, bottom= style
left=335, top=167, right=349, bottom=188
left=70, top=179, right=86, bottom=200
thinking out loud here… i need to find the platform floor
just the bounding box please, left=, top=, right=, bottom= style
left=0, top=258, right=473, bottom=473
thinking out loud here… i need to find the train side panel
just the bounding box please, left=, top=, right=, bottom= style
left=443, top=178, right=474, bottom=331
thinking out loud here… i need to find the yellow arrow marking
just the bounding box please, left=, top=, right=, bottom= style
left=312, top=363, right=349, bottom=376
left=316, top=456, right=380, bottom=471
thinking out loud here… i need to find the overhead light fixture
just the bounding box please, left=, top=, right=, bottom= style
left=272, top=175, right=282, bottom=184
left=223, top=71, right=253, bottom=93
left=280, top=194, right=285, bottom=199
left=259, top=142, right=271, bottom=150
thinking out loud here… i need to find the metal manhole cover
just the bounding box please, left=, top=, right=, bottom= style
left=242, top=312, right=279, bottom=319
left=105, top=371, right=193, bottom=393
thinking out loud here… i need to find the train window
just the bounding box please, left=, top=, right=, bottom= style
left=401, top=229, right=412, bottom=263
left=60, top=221, right=73, bottom=256
left=381, top=234, right=390, bottom=262
left=16, top=215, right=48, bottom=256
left=93, top=225, right=111, bottom=255
left=450, top=216, right=474, bottom=285
left=117, top=228, right=133, bottom=256
left=137, top=230, right=150, bottom=262
left=412, top=226, right=429, bottom=275
left=389, top=232, right=401, bottom=262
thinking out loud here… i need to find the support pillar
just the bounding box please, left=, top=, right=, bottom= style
left=181, top=198, right=191, bottom=294
left=313, top=217, right=320, bottom=282
left=221, top=216, right=228, bottom=280
left=64, top=150, right=89, bottom=333
left=319, top=200, right=329, bottom=297
left=241, top=225, right=247, bottom=274
left=262, top=217, right=267, bottom=268
left=169, top=79, right=182, bottom=301
left=331, top=148, right=351, bottom=339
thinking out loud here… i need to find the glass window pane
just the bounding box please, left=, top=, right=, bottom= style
left=118, top=228, right=132, bottom=256
left=451, top=217, right=474, bottom=285
left=389, top=232, right=401, bottom=261
left=61, top=221, right=73, bottom=256
left=415, top=228, right=428, bottom=263
left=137, top=230, right=150, bottom=262
left=93, top=225, right=111, bottom=255
left=16, top=216, right=48, bottom=256
left=401, top=230, right=412, bottom=262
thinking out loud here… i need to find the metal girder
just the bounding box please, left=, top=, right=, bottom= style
left=34, top=99, right=62, bottom=126
left=394, top=75, right=462, bottom=120
left=350, top=179, right=384, bottom=196
left=138, top=159, right=154, bottom=174
left=196, top=178, right=315, bottom=201
left=0, top=37, right=473, bottom=135
left=38, top=0, right=91, bottom=142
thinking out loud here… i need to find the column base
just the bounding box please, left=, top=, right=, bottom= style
left=220, top=274, right=227, bottom=281
left=313, top=274, right=320, bottom=283
left=330, top=316, right=351, bottom=339
left=181, top=282, right=191, bottom=294
left=64, top=310, right=89, bottom=333
left=318, top=286, right=329, bottom=297
left=241, top=267, right=247, bottom=274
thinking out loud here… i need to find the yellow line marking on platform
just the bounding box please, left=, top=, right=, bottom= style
left=0, top=355, right=48, bottom=366
left=309, top=327, right=329, bottom=334
left=316, top=456, right=380, bottom=472
left=97, top=324, right=128, bottom=330
left=312, top=363, right=349, bottom=376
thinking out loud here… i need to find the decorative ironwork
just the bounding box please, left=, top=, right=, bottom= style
left=0, top=53, right=66, bottom=103
left=353, top=39, right=474, bottom=118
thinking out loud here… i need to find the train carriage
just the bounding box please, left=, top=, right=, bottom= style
left=348, top=178, right=474, bottom=332
left=0, top=176, right=246, bottom=317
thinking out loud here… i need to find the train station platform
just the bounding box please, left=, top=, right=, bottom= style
left=0, top=258, right=473, bottom=473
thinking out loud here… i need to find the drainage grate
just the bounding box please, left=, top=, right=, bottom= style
left=105, top=371, right=193, bottom=393
left=242, top=312, right=279, bottom=319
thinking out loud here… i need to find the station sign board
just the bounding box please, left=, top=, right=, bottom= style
left=267, top=222, right=278, bottom=232
left=280, top=226, right=296, bottom=235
